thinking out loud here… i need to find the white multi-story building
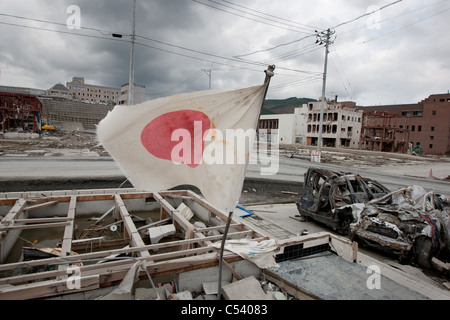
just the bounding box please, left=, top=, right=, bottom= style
left=258, top=98, right=363, bottom=149
left=305, top=98, right=363, bottom=148
left=259, top=104, right=308, bottom=145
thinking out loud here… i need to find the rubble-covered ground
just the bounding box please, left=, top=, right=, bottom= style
left=1, top=130, right=448, bottom=168
left=280, top=144, right=449, bottom=169
left=0, top=131, right=108, bottom=157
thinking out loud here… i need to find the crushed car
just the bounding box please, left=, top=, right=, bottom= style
left=296, top=167, right=450, bottom=268
left=350, top=185, right=450, bottom=268
left=296, top=167, right=391, bottom=235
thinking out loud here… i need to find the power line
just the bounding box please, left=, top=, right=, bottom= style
left=331, top=46, right=355, bottom=101
left=205, top=0, right=317, bottom=33
left=0, top=12, right=116, bottom=36
left=0, top=11, right=322, bottom=79
left=268, top=75, right=323, bottom=92
left=220, top=0, right=320, bottom=31
left=329, top=55, right=352, bottom=101
left=336, top=0, right=449, bottom=36
left=234, top=34, right=316, bottom=58
left=150, top=70, right=205, bottom=97
left=333, top=5, right=450, bottom=52
left=0, top=20, right=128, bottom=44
left=332, top=0, right=403, bottom=29
left=192, top=0, right=314, bottom=34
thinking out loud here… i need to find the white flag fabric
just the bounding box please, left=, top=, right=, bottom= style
left=97, top=84, right=267, bottom=211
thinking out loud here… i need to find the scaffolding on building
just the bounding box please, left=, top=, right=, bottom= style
left=0, top=92, right=43, bottom=134
left=359, top=111, right=411, bottom=153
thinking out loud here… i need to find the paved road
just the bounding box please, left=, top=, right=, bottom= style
left=0, top=155, right=449, bottom=195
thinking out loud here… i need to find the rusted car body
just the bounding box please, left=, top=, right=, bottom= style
left=296, top=167, right=450, bottom=268
left=350, top=186, right=450, bottom=268
left=296, top=167, right=390, bottom=235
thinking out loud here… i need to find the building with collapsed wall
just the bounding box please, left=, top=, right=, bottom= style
left=359, top=93, right=450, bottom=155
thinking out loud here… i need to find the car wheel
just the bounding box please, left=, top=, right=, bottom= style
left=339, top=216, right=352, bottom=236
left=414, top=236, right=433, bottom=269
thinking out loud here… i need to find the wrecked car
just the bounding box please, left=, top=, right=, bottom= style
left=350, top=185, right=450, bottom=268
left=296, top=167, right=390, bottom=235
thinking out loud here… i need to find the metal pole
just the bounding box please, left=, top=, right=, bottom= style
left=216, top=65, right=275, bottom=300
left=128, top=0, right=136, bottom=106
left=317, top=29, right=332, bottom=154
left=202, top=69, right=212, bottom=89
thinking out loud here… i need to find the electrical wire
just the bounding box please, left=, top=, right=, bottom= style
left=333, top=5, right=450, bottom=52
left=150, top=70, right=205, bottom=96
left=0, top=12, right=116, bottom=36
left=234, top=34, right=316, bottom=58
left=329, top=46, right=355, bottom=100
left=220, top=0, right=320, bottom=31
left=0, top=10, right=322, bottom=77
left=192, top=0, right=314, bottom=34
left=332, top=0, right=403, bottom=29
left=0, top=20, right=128, bottom=44
left=205, top=0, right=316, bottom=33
left=336, top=0, right=449, bottom=37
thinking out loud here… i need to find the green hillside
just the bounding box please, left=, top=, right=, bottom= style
left=261, top=97, right=317, bottom=115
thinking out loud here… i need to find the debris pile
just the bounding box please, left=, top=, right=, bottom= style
left=99, top=274, right=294, bottom=300
left=350, top=185, right=450, bottom=269
left=0, top=130, right=106, bottom=157
left=280, top=144, right=441, bottom=167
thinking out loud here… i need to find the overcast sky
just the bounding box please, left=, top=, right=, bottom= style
left=0, top=0, right=449, bottom=106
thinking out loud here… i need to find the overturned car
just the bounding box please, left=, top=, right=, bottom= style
left=350, top=185, right=450, bottom=268
left=296, top=167, right=391, bottom=235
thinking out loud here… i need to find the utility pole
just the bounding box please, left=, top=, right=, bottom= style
left=128, top=0, right=136, bottom=106
left=316, top=28, right=335, bottom=158
left=202, top=68, right=212, bottom=89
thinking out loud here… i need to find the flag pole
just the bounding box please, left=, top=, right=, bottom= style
left=216, top=65, right=275, bottom=300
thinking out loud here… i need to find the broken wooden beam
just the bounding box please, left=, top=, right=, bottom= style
left=114, top=194, right=151, bottom=259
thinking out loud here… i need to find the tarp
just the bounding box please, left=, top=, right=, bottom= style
left=213, top=238, right=280, bottom=269
left=97, top=84, right=267, bottom=212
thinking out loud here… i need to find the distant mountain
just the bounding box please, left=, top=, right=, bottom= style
left=261, top=97, right=317, bottom=115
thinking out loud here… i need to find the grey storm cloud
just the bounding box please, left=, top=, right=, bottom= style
left=0, top=0, right=449, bottom=106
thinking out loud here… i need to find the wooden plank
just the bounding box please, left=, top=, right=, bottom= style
left=1, top=198, right=27, bottom=226
left=60, top=195, right=76, bottom=256
left=115, top=194, right=150, bottom=258
left=13, top=217, right=72, bottom=224
left=0, top=275, right=99, bottom=300
left=153, top=192, right=193, bottom=232
left=218, top=255, right=242, bottom=280
left=185, top=190, right=230, bottom=222
left=58, top=196, right=77, bottom=278
left=0, top=230, right=255, bottom=272
left=23, top=201, right=58, bottom=212
left=0, top=222, right=70, bottom=231
left=195, top=224, right=244, bottom=233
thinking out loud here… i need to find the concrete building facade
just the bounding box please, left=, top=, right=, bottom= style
left=66, top=77, right=120, bottom=105
left=259, top=105, right=308, bottom=145
left=46, top=83, right=72, bottom=100
left=117, top=83, right=146, bottom=105
left=305, top=99, right=363, bottom=149
left=359, top=93, right=450, bottom=155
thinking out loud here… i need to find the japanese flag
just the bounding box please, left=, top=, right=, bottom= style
left=97, top=84, right=267, bottom=212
